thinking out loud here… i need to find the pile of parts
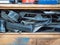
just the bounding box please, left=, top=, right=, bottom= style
left=0, top=10, right=60, bottom=33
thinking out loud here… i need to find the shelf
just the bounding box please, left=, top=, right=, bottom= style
left=0, top=4, right=60, bottom=10
left=0, top=33, right=60, bottom=38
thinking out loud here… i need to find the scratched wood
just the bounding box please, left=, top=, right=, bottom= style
left=0, top=33, right=60, bottom=45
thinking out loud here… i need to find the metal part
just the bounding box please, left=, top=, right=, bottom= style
left=44, top=11, right=56, bottom=14
left=20, top=12, right=52, bottom=32
left=46, top=24, right=60, bottom=28
left=21, top=19, right=52, bottom=32
left=1, top=11, right=19, bottom=22
left=6, top=22, right=34, bottom=32
left=6, top=22, right=46, bottom=32
left=20, top=12, right=49, bottom=21
left=33, top=25, right=44, bottom=32
left=44, top=11, right=60, bottom=14
left=1, top=11, right=9, bottom=21
left=21, top=19, right=51, bottom=26
left=8, top=11, right=19, bottom=22
left=21, top=20, right=37, bottom=25
left=1, top=11, right=60, bottom=32
left=0, top=19, right=5, bottom=32
left=38, top=27, right=55, bottom=32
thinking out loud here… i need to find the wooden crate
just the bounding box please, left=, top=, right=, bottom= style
left=0, top=4, right=60, bottom=45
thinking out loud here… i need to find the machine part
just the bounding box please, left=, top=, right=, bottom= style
left=21, top=20, right=36, bottom=25
left=19, top=12, right=52, bottom=32
left=20, top=15, right=52, bottom=32
left=33, top=25, right=44, bottom=32
left=44, top=11, right=60, bottom=14
left=20, top=12, right=49, bottom=21
left=33, top=19, right=52, bottom=32
left=7, top=29, right=20, bottom=32
left=19, top=12, right=28, bottom=18
left=6, top=22, right=44, bottom=32
left=1, top=11, right=9, bottom=21
left=21, top=18, right=51, bottom=26
left=37, top=27, right=55, bottom=32
left=45, top=24, right=60, bottom=28
left=1, top=11, right=19, bottom=23
left=44, top=11, right=56, bottom=14
left=6, top=22, right=34, bottom=32
left=0, top=19, right=5, bottom=32
left=21, top=20, right=50, bottom=32
left=8, top=11, right=19, bottom=22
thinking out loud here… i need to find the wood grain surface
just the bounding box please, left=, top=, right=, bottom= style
left=0, top=33, right=60, bottom=45
left=37, top=38, right=60, bottom=45
left=0, top=4, right=60, bottom=10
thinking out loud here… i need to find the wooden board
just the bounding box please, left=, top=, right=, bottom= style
left=0, top=4, right=60, bottom=10
left=37, top=38, right=60, bottom=45
left=0, top=38, right=36, bottom=45
left=0, top=33, right=60, bottom=45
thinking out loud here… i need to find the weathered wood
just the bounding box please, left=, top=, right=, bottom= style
left=0, top=4, right=60, bottom=10
left=0, top=33, right=60, bottom=45
left=0, top=33, right=60, bottom=38
left=37, top=38, right=60, bottom=45
left=0, top=37, right=36, bottom=45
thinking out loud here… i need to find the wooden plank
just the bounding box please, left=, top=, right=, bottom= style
left=37, top=38, right=60, bottom=45
left=0, top=33, right=60, bottom=38
left=0, top=37, right=36, bottom=45
left=0, top=33, right=60, bottom=45
left=0, top=32, right=60, bottom=35
left=0, top=4, right=60, bottom=10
